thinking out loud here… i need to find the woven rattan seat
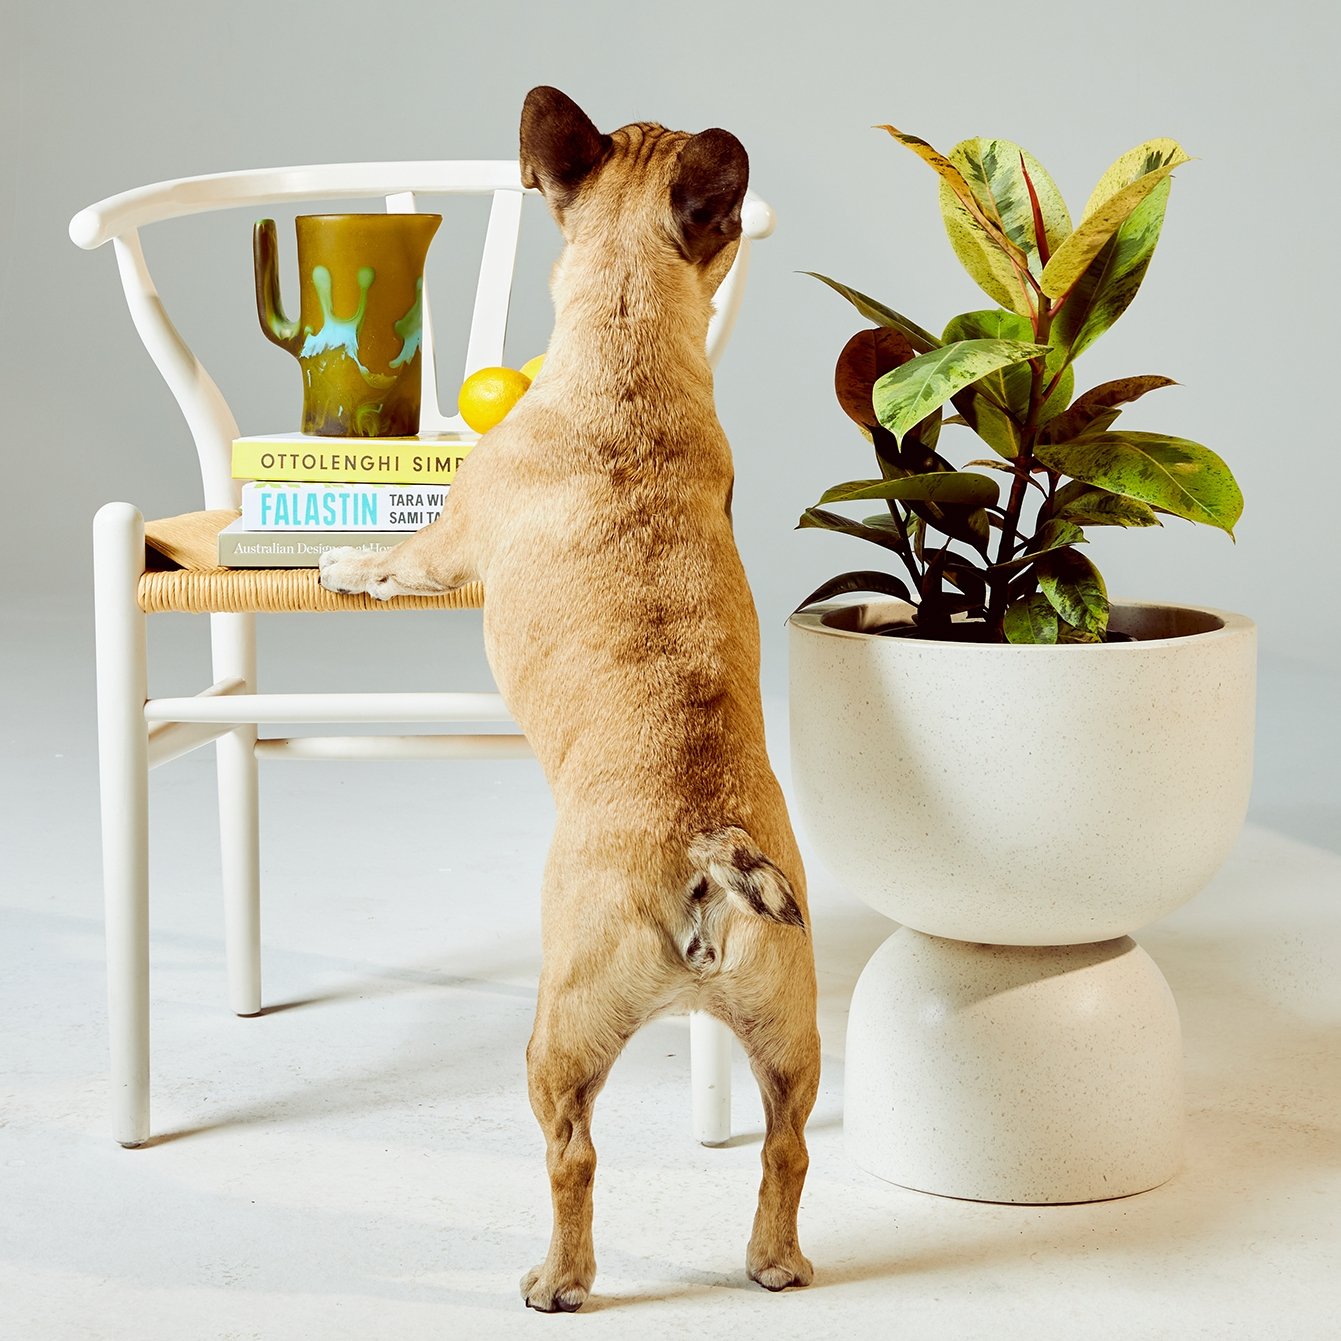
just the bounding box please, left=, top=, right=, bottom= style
left=141, top=510, right=484, bottom=614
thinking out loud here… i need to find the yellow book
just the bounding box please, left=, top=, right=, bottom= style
left=232, top=431, right=477, bottom=484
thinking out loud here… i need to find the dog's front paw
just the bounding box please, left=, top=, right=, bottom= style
left=747, top=1247, right=814, bottom=1292
left=520, top=1263, right=591, bottom=1313
left=318, top=547, right=400, bottom=599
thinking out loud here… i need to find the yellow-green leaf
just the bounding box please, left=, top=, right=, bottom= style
left=1051, top=485, right=1162, bottom=528
left=873, top=338, right=1047, bottom=442
left=1004, top=593, right=1058, bottom=644
left=1041, top=141, right=1189, bottom=299
left=1035, top=431, right=1242, bottom=535
left=1082, top=138, right=1187, bottom=219
left=1049, top=182, right=1173, bottom=360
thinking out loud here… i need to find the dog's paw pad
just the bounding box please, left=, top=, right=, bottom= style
left=748, top=1252, right=814, bottom=1291
left=520, top=1265, right=590, bottom=1313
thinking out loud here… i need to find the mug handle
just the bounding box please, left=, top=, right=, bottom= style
left=253, top=219, right=303, bottom=355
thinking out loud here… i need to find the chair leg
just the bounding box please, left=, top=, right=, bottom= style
left=690, top=1011, right=732, bottom=1145
left=93, top=503, right=151, bottom=1147
left=211, top=612, right=260, bottom=1017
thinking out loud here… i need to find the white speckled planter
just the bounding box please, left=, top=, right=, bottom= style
left=790, top=598, right=1255, bottom=1203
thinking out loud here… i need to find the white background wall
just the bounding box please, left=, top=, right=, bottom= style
left=4, top=0, right=1336, bottom=843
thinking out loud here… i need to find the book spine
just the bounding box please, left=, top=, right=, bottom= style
left=232, top=441, right=472, bottom=484
left=241, top=482, right=448, bottom=531
left=218, top=532, right=403, bottom=569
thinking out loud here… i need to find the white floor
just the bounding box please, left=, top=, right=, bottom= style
left=2, top=610, right=1339, bottom=1339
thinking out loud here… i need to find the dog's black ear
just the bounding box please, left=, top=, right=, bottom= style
left=520, top=86, right=610, bottom=208
left=671, top=128, right=749, bottom=265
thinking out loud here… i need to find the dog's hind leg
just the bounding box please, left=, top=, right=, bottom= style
left=520, top=938, right=653, bottom=1313
left=733, top=980, right=821, bottom=1291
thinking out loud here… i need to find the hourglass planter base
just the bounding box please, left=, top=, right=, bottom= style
left=844, top=928, right=1184, bottom=1204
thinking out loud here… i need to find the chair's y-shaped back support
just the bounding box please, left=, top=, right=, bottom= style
left=69, top=163, right=776, bottom=510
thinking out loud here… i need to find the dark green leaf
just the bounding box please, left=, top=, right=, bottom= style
left=943, top=559, right=988, bottom=605
left=1035, top=431, right=1243, bottom=534
left=964, top=459, right=1048, bottom=493
left=804, top=273, right=940, bottom=352
left=792, top=569, right=914, bottom=613
left=991, top=519, right=1087, bottom=572
left=798, top=507, right=907, bottom=553
left=910, top=501, right=992, bottom=554
left=819, top=471, right=1000, bottom=507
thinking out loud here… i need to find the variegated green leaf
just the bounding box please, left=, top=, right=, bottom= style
left=1004, top=593, right=1059, bottom=644
left=1049, top=483, right=1162, bottom=528
left=820, top=471, right=1000, bottom=507
left=1035, top=431, right=1242, bottom=535
left=1039, top=375, right=1177, bottom=445
left=1041, top=142, right=1189, bottom=299
left=877, top=126, right=1031, bottom=267
left=874, top=338, right=1048, bottom=442
left=940, top=183, right=1034, bottom=315
left=1050, top=182, right=1173, bottom=360
left=805, top=273, right=940, bottom=352
left=950, top=139, right=1071, bottom=280
left=942, top=309, right=1074, bottom=437
left=1082, top=138, right=1187, bottom=219
left=1036, top=547, right=1109, bottom=637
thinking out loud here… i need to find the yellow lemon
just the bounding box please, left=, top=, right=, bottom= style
left=458, top=366, right=532, bottom=434
left=519, top=354, right=546, bottom=382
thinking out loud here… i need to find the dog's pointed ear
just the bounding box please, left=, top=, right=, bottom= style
left=520, top=86, right=610, bottom=207
left=671, top=128, right=749, bottom=265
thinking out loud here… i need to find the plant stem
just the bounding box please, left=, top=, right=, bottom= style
left=987, top=297, right=1054, bottom=637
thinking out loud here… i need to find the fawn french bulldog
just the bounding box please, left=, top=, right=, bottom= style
left=320, top=86, right=819, bottom=1312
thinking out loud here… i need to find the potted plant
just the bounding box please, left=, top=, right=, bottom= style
left=789, top=128, right=1256, bottom=1203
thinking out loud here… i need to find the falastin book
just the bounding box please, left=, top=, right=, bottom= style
left=232, top=431, right=476, bottom=484
left=241, top=482, right=448, bottom=531
left=217, top=519, right=404, bottom=568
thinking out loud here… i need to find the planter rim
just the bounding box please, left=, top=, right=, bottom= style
left=789, top=596, right=1254, bottom=651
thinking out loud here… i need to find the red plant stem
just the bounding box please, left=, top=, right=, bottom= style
left=987, top=296, right=1055, bottom=635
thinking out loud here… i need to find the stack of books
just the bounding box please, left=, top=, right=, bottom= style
left=221, top=431, right=476, bottom=567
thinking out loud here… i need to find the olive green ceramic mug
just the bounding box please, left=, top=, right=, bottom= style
left=254, top=212, right=442, bottom=437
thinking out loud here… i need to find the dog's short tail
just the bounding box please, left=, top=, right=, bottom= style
left=688, top=827, right=806, bottom=930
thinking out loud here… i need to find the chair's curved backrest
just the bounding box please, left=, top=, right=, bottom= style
left=70, top=162, right=776, bottom=511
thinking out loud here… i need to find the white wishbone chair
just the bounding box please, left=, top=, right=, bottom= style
left=69, top=161, right=776, bottom=1150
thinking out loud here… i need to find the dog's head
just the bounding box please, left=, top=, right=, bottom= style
left=519, top=86, right=748, bottom=287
